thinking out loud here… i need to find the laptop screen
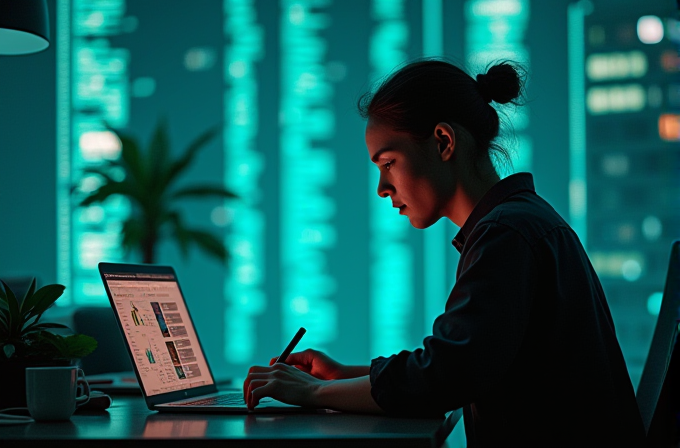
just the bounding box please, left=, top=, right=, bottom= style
left=102, top=270, right=215, bottom=396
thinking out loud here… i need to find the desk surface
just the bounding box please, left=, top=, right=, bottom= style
left=0, top=395, right=454, bottom=448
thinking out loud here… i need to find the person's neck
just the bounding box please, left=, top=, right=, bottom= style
left=446, top=167, right=500, bottom=228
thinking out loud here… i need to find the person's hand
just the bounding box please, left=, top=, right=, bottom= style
left=242, top=362, right=324, bottom=410
left=269, top=349, right=354, bottom=380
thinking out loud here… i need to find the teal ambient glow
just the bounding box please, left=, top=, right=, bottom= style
left=568, top=1, right=588, bottom=245
left=369, top=0, right=414, bottom=358
left=280, top=0, right=338, bottom=350
left=223, top=0, right=267, bottom=363
left=58, top=0, right=130, bottom=305
left=465, top=0, right=531, bottom=175
left=422, top=0, right=451, bottom=341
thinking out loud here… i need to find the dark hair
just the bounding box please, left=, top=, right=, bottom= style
left=358, top=59, right=525, bottom=171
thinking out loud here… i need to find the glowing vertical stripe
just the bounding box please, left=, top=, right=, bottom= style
left=223, top=0, right=266, bottom=363
left=369, top=0, right=413, bottom=358
left=423, top=0, right=443, bottom=57
left=422, top=0, right=448, bottom=335
left=568, top=2, right=587, bottom=246
left=57, top=0, right=72, bottom=304
left=465, top=0, right=531, bottom=175
left=280, top=0, right=338, bottom=349
left=69, top=0, right=130, bottom=304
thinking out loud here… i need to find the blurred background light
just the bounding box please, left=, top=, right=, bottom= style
left=637, top=15, right=664, bottom=44
left=131, top=77, right=156, bottom=97
left=78, top=130, right=122, bottom=160
left=184, top=47, right=217, bottom=71
left=646, top=292, right=663, bottom=316
left=642, top=215, right=663, bottom=241
left=658, top=113, right=680, bottom=141
left=621, top=259, right=642, bottom=281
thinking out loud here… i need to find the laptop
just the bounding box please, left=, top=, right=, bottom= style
left=98, top=262, right=307, bottom=413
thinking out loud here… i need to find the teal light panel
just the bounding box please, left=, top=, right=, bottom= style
left=223, top=0, right=267, bottom=363
left=57, top=0, right=130, bottom=305
left=368, top=0, right=414, bottom=358
left=465, top=0, right=531, bottom=175
left=280, top=0, right=338, bottom=350
left=421, top=0, right=451, bottom=339
left=567, top=1, right=587, bottom=245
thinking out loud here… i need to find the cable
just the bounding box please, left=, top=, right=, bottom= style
left=0, top=407, right=34, bottom=425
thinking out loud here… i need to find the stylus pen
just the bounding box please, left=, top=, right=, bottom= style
left=275, top=327, right=306, bottom=364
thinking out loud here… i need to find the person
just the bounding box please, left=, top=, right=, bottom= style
left=243, top=59, right=646, bottom=447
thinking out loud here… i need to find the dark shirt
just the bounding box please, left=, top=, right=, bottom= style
left=370, top=173, right=645, bottom=447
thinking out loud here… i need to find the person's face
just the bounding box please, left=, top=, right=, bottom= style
left=365, top=119, right=453, bottom=229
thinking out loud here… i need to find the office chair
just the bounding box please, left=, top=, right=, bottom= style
left=636, top=240, right=680, bottom=447
left=72, top=306, right=133, bottom=375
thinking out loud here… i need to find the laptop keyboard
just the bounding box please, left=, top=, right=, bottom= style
left=178, top=393, right=272, bottom=406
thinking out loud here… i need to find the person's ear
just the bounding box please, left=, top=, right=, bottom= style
left=434, top=122, right=455, bottom=161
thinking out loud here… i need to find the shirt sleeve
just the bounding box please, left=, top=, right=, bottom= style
left=370, top=221, right=538, bottom=416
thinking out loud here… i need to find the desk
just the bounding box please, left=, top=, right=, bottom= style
left=0, top=395, right=458, bottom=448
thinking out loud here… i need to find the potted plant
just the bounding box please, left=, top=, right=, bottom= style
left=77, top=119, right=236, bottom=264
left=0, top=279, right=97, bottom=408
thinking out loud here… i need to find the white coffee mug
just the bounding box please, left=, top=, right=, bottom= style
left=25, top=366, right=91, bottom=421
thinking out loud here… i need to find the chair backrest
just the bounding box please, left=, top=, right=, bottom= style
left=73, top=305, right=133, bottom=375
left=636, top=240, right=680, bottom=445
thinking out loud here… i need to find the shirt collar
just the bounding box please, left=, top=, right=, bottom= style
left=452, top=172, right=536, bottom=253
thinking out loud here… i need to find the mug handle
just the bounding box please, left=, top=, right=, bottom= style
left=75, top=368, right=91, bottom=407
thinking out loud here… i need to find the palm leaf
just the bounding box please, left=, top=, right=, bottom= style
left=162, top=126, right=219, bottom=189
left=186, top=229, right=227, bottom=262
left=164, top=212, right=190, bottom=258
left=148, top=119, right=171, bottom=183
left=79, top=180, right=142, bottom=207
left=117, top=133, right=147, bottom=188
left=81, top=166, right=118, bottom=185
left=121, top=218, right=146, bottom=253
left=172, top=185, right=237, bottom=200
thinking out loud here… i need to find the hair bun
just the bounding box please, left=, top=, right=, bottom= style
left=476, top=62, right=522, bottom=104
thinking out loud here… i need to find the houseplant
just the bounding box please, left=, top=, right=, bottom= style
left=0, top=279, right=97, bottom=408
left=77, top=119, right=236, bottom=264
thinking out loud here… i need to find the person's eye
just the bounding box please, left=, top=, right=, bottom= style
left=381, top=160, right=394, bottom=171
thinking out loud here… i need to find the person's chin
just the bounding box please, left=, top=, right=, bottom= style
left=407, top=215, right=438, bottom=230
left=408, top=216, right=435, bottom=230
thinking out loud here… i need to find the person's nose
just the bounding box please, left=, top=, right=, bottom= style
left=377, top=173, right=393, bottom=198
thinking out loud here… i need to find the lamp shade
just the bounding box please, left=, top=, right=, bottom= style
left=0, top=0, right=49, bottom=55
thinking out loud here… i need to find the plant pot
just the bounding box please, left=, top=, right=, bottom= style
left=0, top=358, right=75, bottom=409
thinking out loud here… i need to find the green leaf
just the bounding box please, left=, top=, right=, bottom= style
left=0, top=311, right=8, bottom=335
left=1, top=281, right=21, bottom=336
left=121, top=218, right=146, bottom=253
left=22, top=322, right=70, bottom=335
left=79, top=180, right=142, bottom=207
left=81, top=166, right=118, bottom=184
left=36, top=333, right=97, bottom=359
left=24, top=284, right=66, bottom=321
left=186, top=229, right=227, bottom=262
left=172, top=185, right=238, bottom=200
left=19, top=278, right=37, bottom=315
left=117, top=133, right=146, bottom=186
left=148, top=119, right=171, bottom=180
left=0, top=288, right=9, bottom=330
left=3, top=343, right=15, bottom=359
left=166, top=212, right=190, bottom=258
left=163, top=126, right=219, bottom=189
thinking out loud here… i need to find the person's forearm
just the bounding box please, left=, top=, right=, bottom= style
left=315, top=375, right=384, bottom=414
left=341, top=365, right=371, bottom=379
